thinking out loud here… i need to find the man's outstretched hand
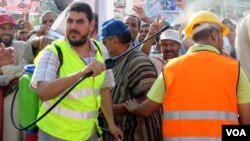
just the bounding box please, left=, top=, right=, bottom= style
left=0, top=43, right=15, bottom=66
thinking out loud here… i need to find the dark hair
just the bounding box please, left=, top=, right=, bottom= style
left=192, top=29, right=211, bottom=42
left=116, top=31, right=132, bottom=44
left=222, top=18, right=236, bottom=28
left=66, top=1, right=93, bottom=22
left=93, top=13, right=98, bottom=29
left=126, top=14, right=141, bottom=29
left=192, top=24, right=220, bottom=42
left=90, top=13, right=98, bottom=38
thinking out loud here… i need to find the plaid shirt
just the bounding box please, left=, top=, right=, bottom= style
left=31, top=39, right=115, bottom=90
left=149, top=54, right=165, bottom=75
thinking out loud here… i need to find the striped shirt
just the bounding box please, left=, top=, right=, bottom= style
left=31, top=39, right=115, bottom=90
left=101, top=45, right=162, bottom=141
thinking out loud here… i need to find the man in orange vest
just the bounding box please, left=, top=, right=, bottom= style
left=124, top=11, right=250, bottom=141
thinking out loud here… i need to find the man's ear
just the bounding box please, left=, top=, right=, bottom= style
left=210, top=29, right=218, bottom=42
left=89, top=19, right=95, bottom=32
left=113, top=36, right=119, bottom=44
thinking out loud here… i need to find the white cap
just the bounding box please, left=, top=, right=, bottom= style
left=160, top=29, right=182, bottom=44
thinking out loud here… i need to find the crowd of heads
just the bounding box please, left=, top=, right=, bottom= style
left=0, top=1, right=249, bottom=68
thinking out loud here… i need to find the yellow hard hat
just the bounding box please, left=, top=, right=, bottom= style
left=184, top=10, right=229, bottom=38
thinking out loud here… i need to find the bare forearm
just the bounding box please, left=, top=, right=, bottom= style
left=37, top=70, right=83, bottom=101
left=113, top=95, right=147, bottom=116
left=238, top=103, right=250, bottom=124
left=124, top=98, right=162, bottom=117
left=31, top=36, right=40, bottom=48
left=38, top=59, right=106, bottom=101
left=100, top=88, right=116, bottom=126
left=113, top=104, right=128, bottom=116
left=135, top=99, right=160, bottom=117
left=140, top=38, right=155, bottom=55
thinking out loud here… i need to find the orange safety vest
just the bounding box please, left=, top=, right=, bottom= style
left=162, top=50, right=239, bottom=141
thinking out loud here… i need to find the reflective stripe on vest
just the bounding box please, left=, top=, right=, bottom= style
left=43, top=101, right=98, bottom=119
left=163, top=137, right=221, bottom=141
left=163, top=111, right=238, bottom=121
left=66, top=88, right=100, bottom=99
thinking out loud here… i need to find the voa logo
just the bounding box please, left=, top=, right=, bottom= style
left=226, top=129, right=246, bottom=136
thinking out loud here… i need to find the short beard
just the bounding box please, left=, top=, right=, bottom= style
left=68, top=39, right=87, bottom=47
left=163, top=55, right=167, bottom=60
left=0, top=37, right=13, bottom=47
left=68, top=37, right=88, bottom=47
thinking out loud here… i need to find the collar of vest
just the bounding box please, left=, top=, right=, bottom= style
left=187, top=44, right=220, bottom=54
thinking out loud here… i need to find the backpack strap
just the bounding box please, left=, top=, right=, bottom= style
left=93, top=40, right=102, bottom=57
left=54, top=44, right=63, bottom=75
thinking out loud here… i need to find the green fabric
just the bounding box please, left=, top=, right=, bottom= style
left=147, top=73, right=165, bottom=103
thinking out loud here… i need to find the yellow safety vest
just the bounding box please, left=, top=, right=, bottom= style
left=36, top=39, right=105, bottom=141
